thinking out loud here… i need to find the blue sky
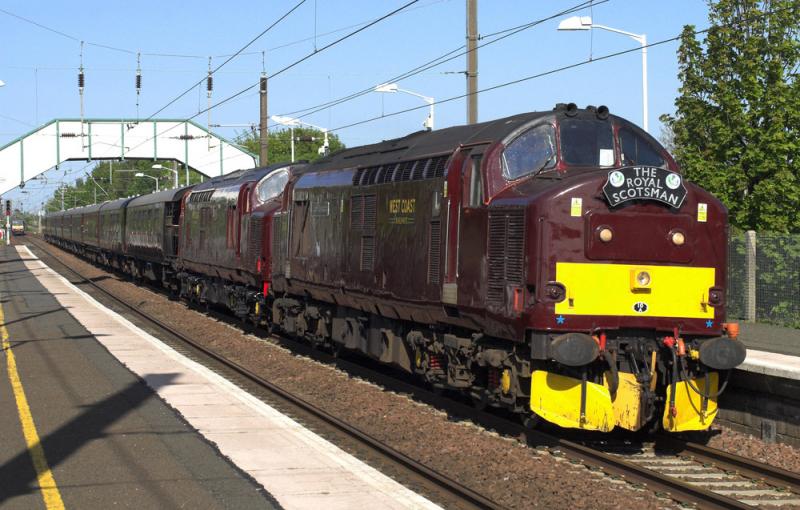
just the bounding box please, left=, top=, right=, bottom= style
left=0, top=0, right=710, bottom=211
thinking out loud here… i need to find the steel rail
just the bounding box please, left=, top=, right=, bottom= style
left=656, top=434, right=800, bottom=493
left=24, top=237, right=503, bottom=510
left=28, top=236, right=796, bottom=510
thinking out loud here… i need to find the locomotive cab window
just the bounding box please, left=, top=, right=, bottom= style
left=466, top=155, right=484, bottom=207
left=560, top=118, right=614, bottom=167
left=502, top=123, right=556, bottom=180
left=256, top=168, right=289, bottom=203
left=619, top=127, right=665, bottom=167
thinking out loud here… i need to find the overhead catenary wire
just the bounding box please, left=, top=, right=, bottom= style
left=116, top=0, right=423, bottom=160
left=42, top=0, right=423, bottom=191
left=323, top=24, right=727, bottom=134
left=0, top=0, right=448, bottom=60
left=276, top=0, right=607, bottom=121
left=144, top=0, right=309, bottom=121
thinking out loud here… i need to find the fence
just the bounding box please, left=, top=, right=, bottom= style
left=728, top=230, right=800, bottom=328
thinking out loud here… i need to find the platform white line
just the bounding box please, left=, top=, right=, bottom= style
left=18, top=245, right=440, bottom=510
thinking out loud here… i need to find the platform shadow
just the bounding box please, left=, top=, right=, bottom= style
left=0, top=308, right=65, bottom=329
left=0, top=373, right=178, bottom=503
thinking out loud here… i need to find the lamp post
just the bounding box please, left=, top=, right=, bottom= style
left=271, top=115, right=330, bottom=158
left=557, top=16, right=648, bottom=132
left=151, top=162, right=179, bottom=188
left=374, top=83, right=435, bottom=131
left=271, top=115, right=298, bottom=162
left=134, top=172, right=159, bottom=192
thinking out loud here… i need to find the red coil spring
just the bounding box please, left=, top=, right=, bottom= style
left=428, top=354, right=443, bottom=371
left=487, top=368, right=500, bottom=389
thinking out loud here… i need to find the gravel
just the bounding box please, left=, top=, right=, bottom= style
left=31, top=237, right=800, bottom=508
left=706, top=427, right=800, bottom=474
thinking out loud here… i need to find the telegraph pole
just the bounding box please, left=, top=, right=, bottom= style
left=466, top=0, right=478, bottom=124
left=259, top=72, right=269, bottom=166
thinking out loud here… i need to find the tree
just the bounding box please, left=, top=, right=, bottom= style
left=44, top=160, right=206, bottom=211
left=235, top=126, right=345, bottom=164
left=662, top=0, right=800, bottom=232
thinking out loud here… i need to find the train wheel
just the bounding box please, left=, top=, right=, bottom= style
left=471, top=394, right=488, bottom=411
left=520, top=413, right=540, bottom=429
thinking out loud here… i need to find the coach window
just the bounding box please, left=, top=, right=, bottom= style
left=619, top=127, right=665, bottom=167
left=256, top=168, right=290, bottom=203
left=502, top=123, right=556, bottom=180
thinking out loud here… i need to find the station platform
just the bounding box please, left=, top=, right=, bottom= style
left=0, top=244, right=439, bottom=510
left=737, top=323, right=800, bottom=380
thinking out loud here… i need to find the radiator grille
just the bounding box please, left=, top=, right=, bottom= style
left=487, top=209, right=526, bottom=307
left=360, top=236, right=375, bottom=271
left=363, top=194, right=376, bottom=231
left=428, top=220, right=441, bottom=284
left=351, top=194, right=376, bottom=231
left=247, top=216, right=263, bottom=271
left=271, top=213, right=288, bottom=274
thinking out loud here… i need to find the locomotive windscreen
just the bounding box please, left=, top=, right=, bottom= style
left=560, top=118, right=614, bottom=167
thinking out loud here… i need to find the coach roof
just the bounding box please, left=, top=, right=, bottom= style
left=127, top=185, right=194, bottom=208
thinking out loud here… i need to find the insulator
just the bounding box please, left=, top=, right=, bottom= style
left=260, top=76, right=267, bottom=92
left=78, top=71, right=85, bottom=89
left=206, top=75, right=213, bottom=92
left=136, top=73, right=142, bottom=90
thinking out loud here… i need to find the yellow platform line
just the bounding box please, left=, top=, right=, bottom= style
left=1, top=302, right=65, bottom=509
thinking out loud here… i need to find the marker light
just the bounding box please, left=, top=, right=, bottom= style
left=599, top=227, right=613, bottom=242
left=671, top=231, right=686, bottom=246
left=636, top=271, right=651, bottom=287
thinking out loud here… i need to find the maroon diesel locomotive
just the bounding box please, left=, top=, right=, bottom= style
left=43, top=104, right=746, bottom=433
left=268, top=104, right=745, bottom=433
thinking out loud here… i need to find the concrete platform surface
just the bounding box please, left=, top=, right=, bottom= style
left=15, top=245, right=440, bottom=510
left=0, top=245, right=277, bottom=510
left=739, top=321, right=800, bottom=358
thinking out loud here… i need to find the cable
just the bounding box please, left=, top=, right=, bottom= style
left=276, top=0, right=606, bottom=121
left=117, top=0, right=423, bottom=160
left=0, top=0, right=448, bottom=61
left=145, top=0, right=309, bottom=120
left=324, top=27, right=699, bottom=133
left=192, top=0, right=604, bottom=126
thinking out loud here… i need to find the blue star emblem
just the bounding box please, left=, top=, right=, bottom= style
left=556, top=315, right=565, bottom=325
left=705, top=320, right=713, bottom=328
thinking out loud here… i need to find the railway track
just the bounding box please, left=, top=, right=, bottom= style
left=22, top=237, right=501, bottom=510
left=25, top=236, right=800, bottom=509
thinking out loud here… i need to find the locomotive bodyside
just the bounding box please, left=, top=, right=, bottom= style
left=270, top=106, right=745, bottom=433
left=177, top=163, right=294, bottom=318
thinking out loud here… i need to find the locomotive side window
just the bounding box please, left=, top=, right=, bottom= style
left=502, top=124, right=556, bottom=180
left=467, top=155, right=484, bottom=207
left=619, top=127, right=665, bottom=167
left=256, top=168, right=289, bottom=203
left=560, top=118, right=614, bottom=167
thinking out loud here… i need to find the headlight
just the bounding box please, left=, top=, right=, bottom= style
left=671, top=231, right=686, bottom=246
left=631, top=269, right=652, bottom=290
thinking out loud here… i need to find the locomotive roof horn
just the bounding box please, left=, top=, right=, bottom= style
left=596, top=105, right=610, bottom=120
left=565, top=102, right=578, bottom=117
